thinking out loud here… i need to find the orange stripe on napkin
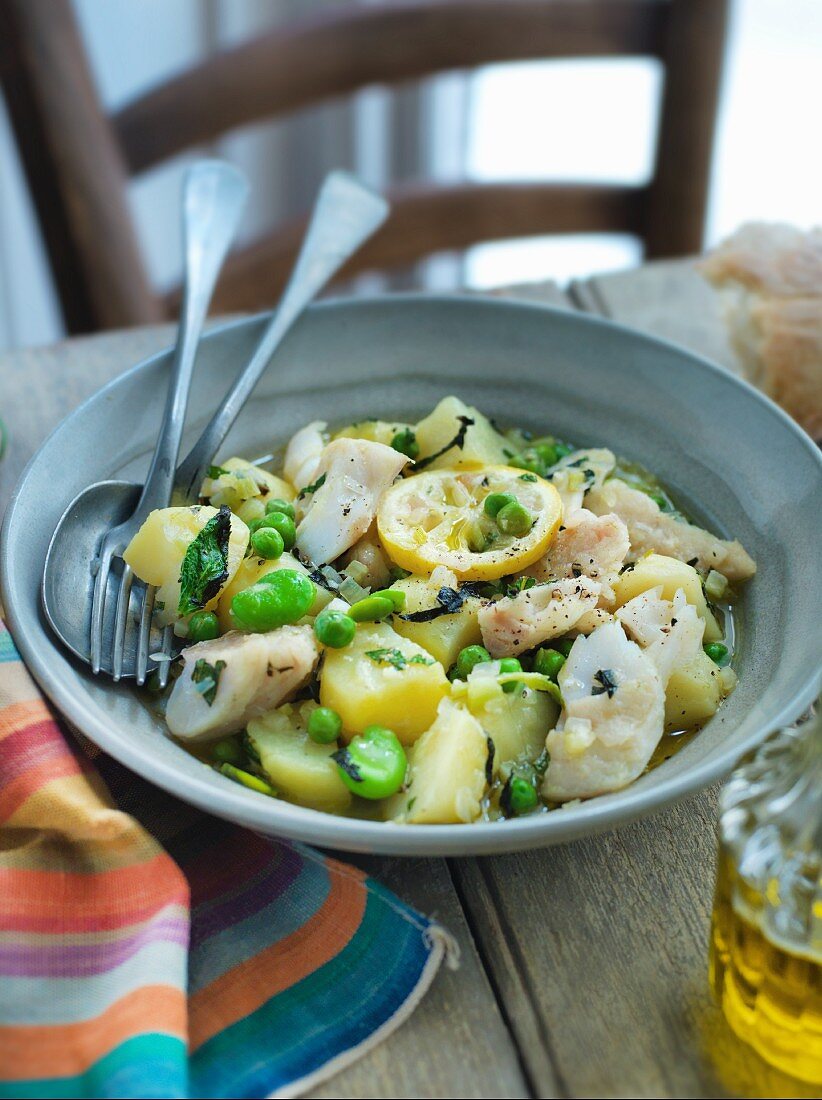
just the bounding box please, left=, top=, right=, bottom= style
left=189, top=869, right=366, bottom=1050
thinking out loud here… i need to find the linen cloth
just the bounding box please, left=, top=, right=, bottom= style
left=0, top=622, right=453, bottom=1098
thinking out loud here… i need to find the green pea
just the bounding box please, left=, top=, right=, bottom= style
left=496, top=501, right=533, bottom=538
left=314, top=607, right=357, bottom=648
left=333, top=725, right=407, bottom=800
left=257, top=510, right=296, bottom=550
left=534, top=442, right=559, bottom=468
left=308, top=706, right=343, bottom=744
left=499, top=656, right=522, bottom=694
left=348, top=594, right=395, bottom=622
left=212, top=736, right=244, bottom=765
left=504, top=775, right=539, bottom=816
left=455, top=644, right=491, bottom=679
left=510, top=449, right=545, bottom=477
left=188, top=610, right=220, bottom=643
left=704, top=641, right=730, bottom=667
left=265, top=497, right=296, bottom=519
left=219, top=762, right=276, bottom=796
left=231, top=569, right=314, bottom=631
left=533, top=647, right=565, bottom=682
left=369, top=588, right=406, bottom=612
left=554, top=443, right=573, bottom=459
left=483, top=491, right=517, bottom=518
left=555, top=637, right=575, bottom=658
left=391, top=428, right=420, bottom=461
left=250, top=526, right=285, bottom=560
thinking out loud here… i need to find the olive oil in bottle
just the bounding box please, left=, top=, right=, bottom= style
left=709, top=711, right=821, bottom=1084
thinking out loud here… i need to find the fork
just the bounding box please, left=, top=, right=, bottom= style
left=91, top=160, right=249, bottom=683
left=93, top=170, right=388, bottom=683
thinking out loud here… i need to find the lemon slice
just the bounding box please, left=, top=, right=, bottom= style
left=377, top=466, right=562, bottom=580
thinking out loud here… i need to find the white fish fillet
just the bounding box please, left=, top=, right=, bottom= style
left=166, top=625, right=318, bottom=742
left=543, top=621, right=665, bottom=801
left=295, top=438, right=408, bottom=565
left=478, top=577, right=601, bottom=658
left=526, top=508, right=629, bottom=603
left=284, top=420, right=326, bottom=492
left=586, top=478, right=756, bottom=583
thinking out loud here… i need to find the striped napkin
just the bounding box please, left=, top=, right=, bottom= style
left=0, top=621, right=455, bottom=1098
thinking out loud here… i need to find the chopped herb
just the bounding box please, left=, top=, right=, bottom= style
left=519, top=472, right=538, bottom=482
left=504, top=576, right=537, bottom=598
left=206, top=464, right=232, bottom=479
left=391, top=427, right=419, bottom=460
left=365, top=648, right=434, bottom=671
left=298, top=472, right=327, bottom=499
left=686, top=557, right=699, bottom=568
left=178, top=505, right=231, bottom=615
left=485, top=737, right=496, bottom=785
left=406, top=796, right=417, bottom=812
left=154, top=600, right=165, bottom=612
left=192, top=658, right=226, bottom=706
left=414, top=416, right=475, bottom=471
left=592, top=668, right=618, bottom=698
left=331, top=747, right=362, bottom=783
left=399, top=582, right=488, bottom=623
left=618, top=562, right=635, bottom=575
left=389, top=566, right=412, bottom=582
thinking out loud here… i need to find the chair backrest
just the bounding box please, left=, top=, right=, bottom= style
left=0, top=0, right=728, bottom=334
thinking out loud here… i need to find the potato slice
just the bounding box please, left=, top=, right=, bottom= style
left=123, top=505, right=249, bottom=626
left=465, top=679, right=557, bottom=772
left=390, top=575, right=483, bottom=668
left=612, top=553, right=722, bottom=641
left=414, top=396, right=509, bottom=470
left=664, top=650, right=723, bottom=732
left=320, top=621, right=448, bottom=745
left=334, top=420, right=413, bottom=447
left=247, top=701, right=351, bottom=813
left=388, top=698, right=489, bottom=824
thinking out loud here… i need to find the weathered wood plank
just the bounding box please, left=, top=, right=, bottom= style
left=0, top=320, right=529, bottom=1100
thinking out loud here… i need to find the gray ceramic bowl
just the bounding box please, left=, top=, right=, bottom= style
left=2, top=296, right=820, bottom=855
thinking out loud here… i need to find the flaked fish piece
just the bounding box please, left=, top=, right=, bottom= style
left=543, top=621, right=665, bottom=801
left=296, top=438, right=408, bottom=565
left=478, top=576, right=601, bottom=657
left=616, top=586, right=704, bottom=686
left=166, top=625, right=319, bottom=742
left=526, top=508, right=629, bottom=603
left=339, top=526, right=392, bottom=590
left=284, top=420, right=327, bottom=492
left=549, top=448, right=615, bottom=517
left=586, top=478, right=756, bottom=583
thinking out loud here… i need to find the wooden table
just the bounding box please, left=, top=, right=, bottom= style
left=0, top=260, right=810, bottom=1100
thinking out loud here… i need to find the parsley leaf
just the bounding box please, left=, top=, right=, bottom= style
left=178, top=506, right=232, bottom=615
left=519, top=472, right=538, bottom=482
left=207, top=464, right=231, bottom=479
left=192, top=658, right=226, bottom=706
left=298, top=472, right=327, bottom=499
left=365, top=648, right=434, bottom=671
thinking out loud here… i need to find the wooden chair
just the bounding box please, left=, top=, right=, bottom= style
left=0, top=0, right=728, bottom=335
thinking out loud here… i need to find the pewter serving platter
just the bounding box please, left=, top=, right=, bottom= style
left=2, top=296, right=820, bottom=855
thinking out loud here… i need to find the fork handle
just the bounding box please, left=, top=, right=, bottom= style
left=173, top=172, right=388, bottom=501
left=136, top=161, right=249, bottom=515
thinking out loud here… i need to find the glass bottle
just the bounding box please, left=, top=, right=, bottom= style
left=709, top=705, right=821, bottom=1084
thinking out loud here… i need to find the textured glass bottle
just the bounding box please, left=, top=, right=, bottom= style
left=709, top=708, right=821, bottom=1083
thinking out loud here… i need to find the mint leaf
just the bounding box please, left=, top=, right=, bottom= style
left=192, top=658, right=226, bottom=706
left=365, top=648, right=434, bottom=671
left=298, top=472, right=327, bottom=499
left=178, top=506, right=231, bottom=615
left=207, top=464, right=231, bottom=479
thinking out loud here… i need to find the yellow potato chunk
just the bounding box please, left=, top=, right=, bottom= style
left=664, top=650, right=723, bottom=732
left=388, top=698, right=489, bottom=824
left=414, top=396, right=509, bottom=470
left=465, top=682, right=557, bottom=772
left=333, top=420, right=413, bottom=447
left=320, top=622, right=449, bottom=745
left=247, top=701, right=351, bottom=813
left=215, top=552, right=333, bottom=633
left=612, top=553, right=722, bottom=641
left=123, top=506, right=249, bottom=626
left=389, top=575, right=483, bottom=668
